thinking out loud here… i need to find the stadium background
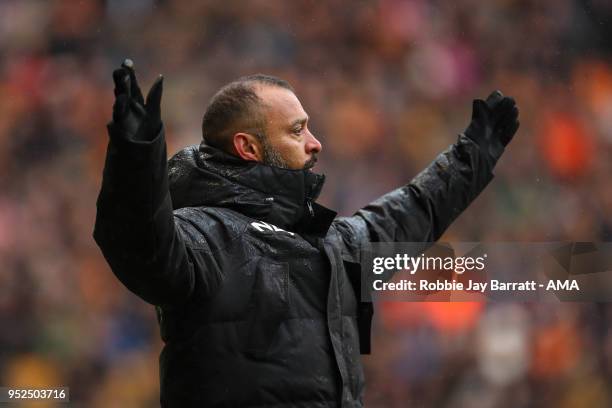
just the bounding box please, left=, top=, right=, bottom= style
left=0, top=0, right=611, bottom=406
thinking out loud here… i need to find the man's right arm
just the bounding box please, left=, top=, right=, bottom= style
left=93, top=61, right=195, bottom=307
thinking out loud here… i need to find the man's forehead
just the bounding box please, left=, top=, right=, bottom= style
left=255, top=85, right=307, bottom=123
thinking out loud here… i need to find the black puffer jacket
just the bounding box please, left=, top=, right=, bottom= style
left=93, top=128, right=495, bottom=407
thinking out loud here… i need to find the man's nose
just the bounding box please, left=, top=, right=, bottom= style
left=305, top=131, right=322, bottom=154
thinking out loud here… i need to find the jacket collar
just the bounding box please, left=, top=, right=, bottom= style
left=168, top=143, right=336, bottom=236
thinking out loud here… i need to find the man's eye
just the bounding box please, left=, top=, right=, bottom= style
left=293, top=127, right=303, bottom=134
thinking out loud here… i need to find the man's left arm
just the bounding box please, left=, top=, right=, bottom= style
left=334, top=91, right=519, bottom=260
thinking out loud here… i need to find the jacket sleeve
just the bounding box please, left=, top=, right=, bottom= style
left=333, top=134, right=495, bottom=262
left=93, top=126, right=195, bottom=307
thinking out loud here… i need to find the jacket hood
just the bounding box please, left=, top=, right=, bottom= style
left=168, top=143, right=336, bottom=235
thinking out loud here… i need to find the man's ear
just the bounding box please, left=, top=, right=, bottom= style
left=233, top=132, right=263, bottom=162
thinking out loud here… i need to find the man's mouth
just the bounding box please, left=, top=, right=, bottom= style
left=304, top=156, right=318, bottom=170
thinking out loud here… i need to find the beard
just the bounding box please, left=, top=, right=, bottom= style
left=261, top=138, right=290, bottom=169
left=303, top=155, right=318, bottom=170
left=261, top=138, right=317, bottom=170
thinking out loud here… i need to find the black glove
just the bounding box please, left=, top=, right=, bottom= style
left=463, top=90, right=520, bottom=162
left=110, top=59, right=164, bottom=142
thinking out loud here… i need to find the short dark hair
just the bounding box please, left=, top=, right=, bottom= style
left=201, top=74, right=293, bottom=150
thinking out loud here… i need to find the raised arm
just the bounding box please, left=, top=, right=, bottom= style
left=93, top=61, right=195, bottom=306
left=334, top=91, right=520, bottom=261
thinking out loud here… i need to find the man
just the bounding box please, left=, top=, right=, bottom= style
left=94, top=60, right=519, bottom=407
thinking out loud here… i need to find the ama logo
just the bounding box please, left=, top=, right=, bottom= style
left=546, top=280, right=580, bottom=291
left=250, top=221, right=295, bottom=236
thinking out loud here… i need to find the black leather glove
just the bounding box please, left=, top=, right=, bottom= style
left=109, top=59, right=163, bottom=142
left=463, top=90, right=520, bottom=162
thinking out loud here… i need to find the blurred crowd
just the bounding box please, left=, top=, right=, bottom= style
left=0, top=0, right=611, bottom=406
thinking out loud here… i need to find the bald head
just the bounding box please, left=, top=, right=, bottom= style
left=201, top=75, right=293, bottom=151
